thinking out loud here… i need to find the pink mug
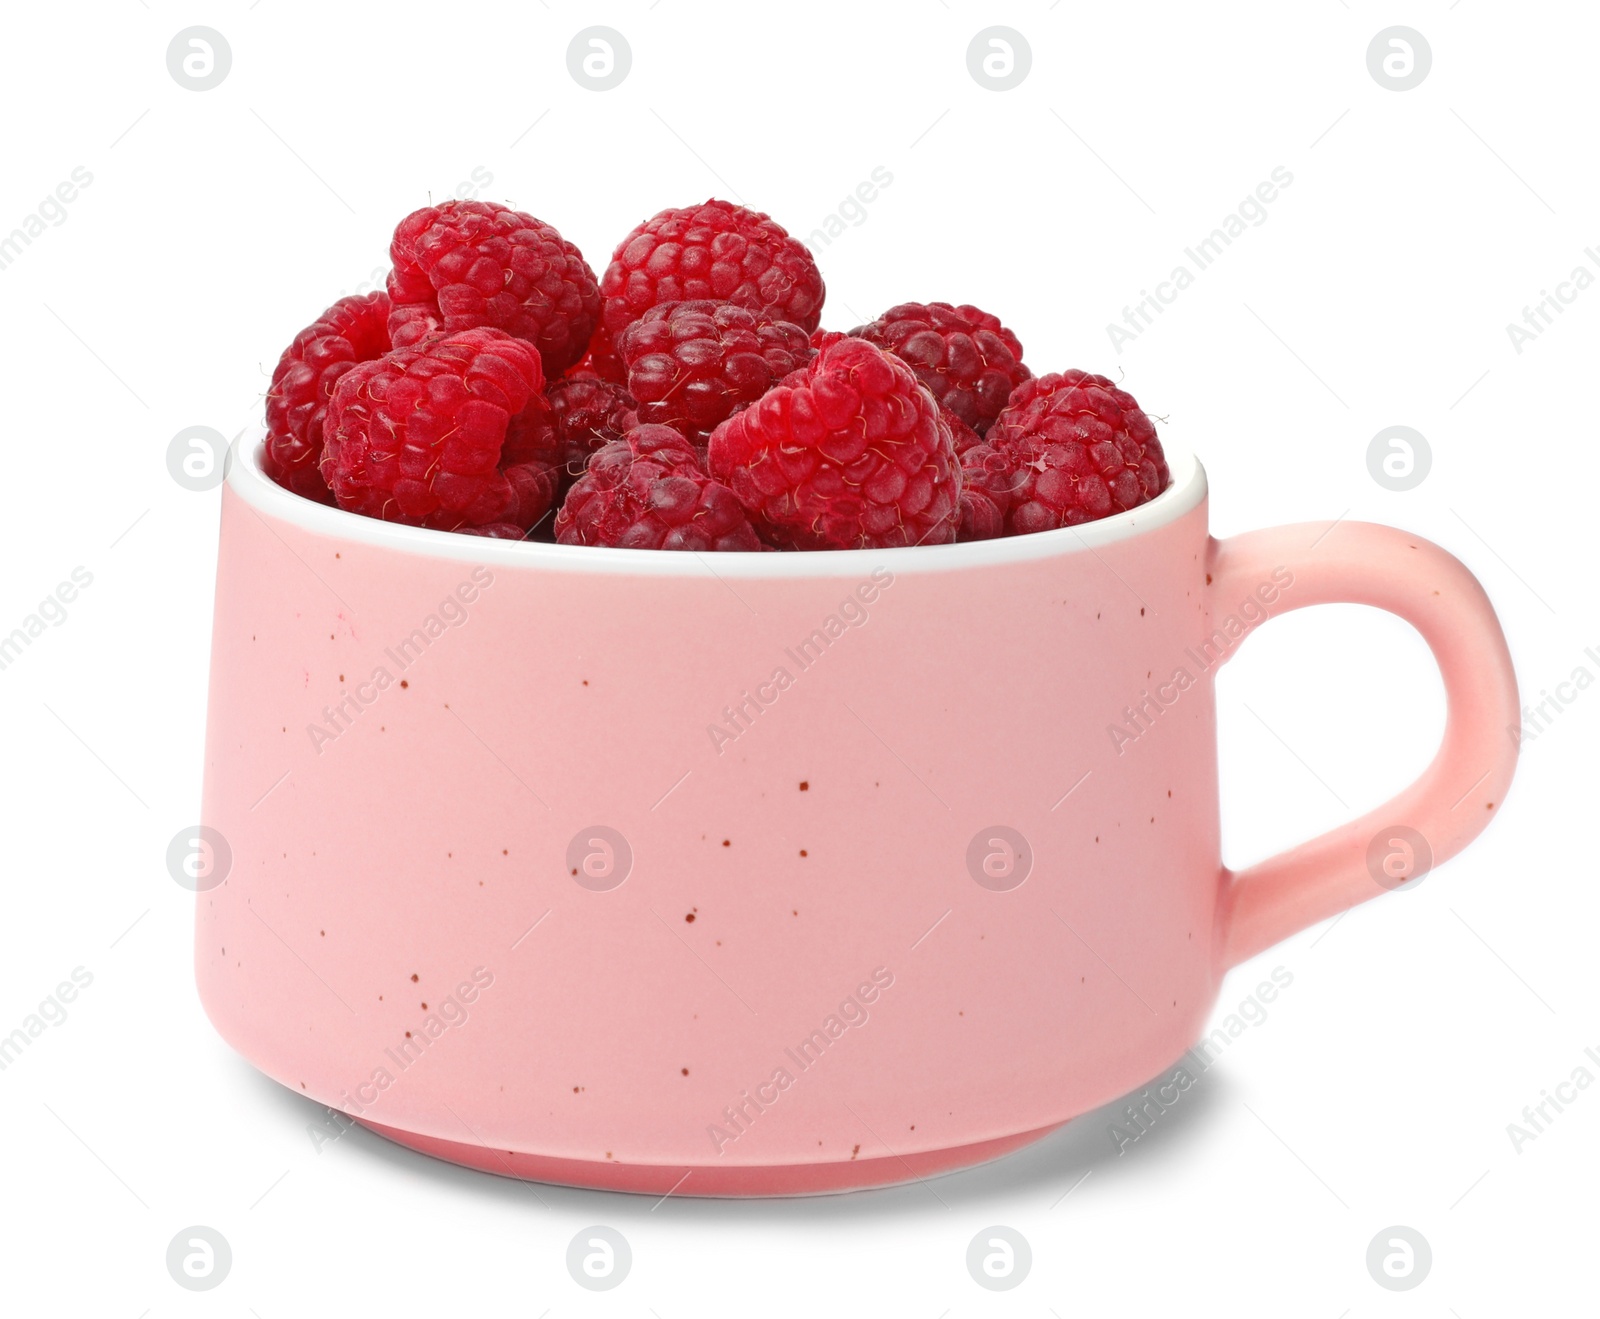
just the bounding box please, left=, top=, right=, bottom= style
left=196, top=435, right=1518, bottom=1195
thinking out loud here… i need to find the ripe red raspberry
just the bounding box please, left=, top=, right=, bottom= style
left=616, top=300, right=812, bottom=445
left=555, top=425, right=762, bottom=551
left=566, top=323, right=627, bottom=385
left=321, top=328, right=554, bottom=531
left=545, top=376, right=639, bottom=479
left=386, top=201, right=600, bottom=376
left=499, top=390, right=560, bottom=466
left=459, top=522, right=529, bottom=540
left=707, top=336, right=961, bottom=550
left=600, top=199, right=824, bottom=341
left=956, top=443, right=1017, bottom=541
left=940, top=404, right=981, bottom=454
left=987, top=371, right=1169, bottom=532
left=263, top=291, right=391, bottom=501
left=502, top=456, right=561, bottom=531
left=848, top=302, right=1029, bottom=436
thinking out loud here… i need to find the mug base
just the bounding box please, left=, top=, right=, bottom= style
left=354, top=1116, right=1063, bottom=1197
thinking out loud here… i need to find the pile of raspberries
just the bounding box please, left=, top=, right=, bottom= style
left=263, top=197, right=1169, bottom=551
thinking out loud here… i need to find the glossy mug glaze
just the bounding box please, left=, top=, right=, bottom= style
left=196, top=435, right=1518, bottom=1195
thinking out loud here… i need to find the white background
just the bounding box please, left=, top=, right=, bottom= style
left=1, top=1, right=1595, bottom=1313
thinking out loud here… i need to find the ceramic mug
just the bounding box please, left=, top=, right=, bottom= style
left=196, top=434, right=1518, bottom=1195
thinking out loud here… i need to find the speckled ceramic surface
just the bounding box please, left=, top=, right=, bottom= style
left=195, top=436, right=1517, bottom=1194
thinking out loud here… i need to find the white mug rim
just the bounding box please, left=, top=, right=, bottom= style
left=226, top=429, right=1207, bottom=578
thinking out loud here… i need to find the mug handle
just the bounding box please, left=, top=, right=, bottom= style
left=1208, top=521, right=1519, bottom=969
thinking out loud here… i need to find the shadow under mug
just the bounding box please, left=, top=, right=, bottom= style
left=195, top=436, right=1517, bottom=1195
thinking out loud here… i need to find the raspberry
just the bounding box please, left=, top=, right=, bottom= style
left=263, top=291, right=391, bottom=501
left=386, top=201, right=600, bottom=376
left=956, top=443, right=1017, bottom=541
left=502, top=457, right=561, bottom=531
left=940, top=404, right=981, bottom=454
left=987, top=371, right=1169, bottom=532
left=500, top=391, right=560, bottom=467
left=616, top=300, right=812, bottom=445
left=545, top=376, right=639, bottom=479
left=566, top=323, right=627, bottom=385
left=555, top=425, right=762, bottom=551
left=459, top=522, right=529, bottom=540
left=707, top=336, right=961, bottom=550
left=600, top=199, right=824, bottom=341
left=848, top=302, right=1029, bottom=436
left=321, top=328, right=554, bottom=531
